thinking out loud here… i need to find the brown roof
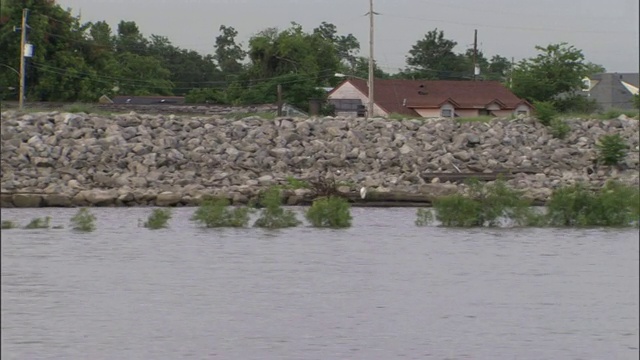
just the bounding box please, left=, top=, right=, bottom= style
left=333, top=78, right=530, bottom=116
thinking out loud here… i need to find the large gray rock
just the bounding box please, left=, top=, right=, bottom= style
left=13, top=194, right=42, bottom=208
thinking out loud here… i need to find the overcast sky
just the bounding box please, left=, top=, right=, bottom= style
left=57, top=0, right=639, bottom=73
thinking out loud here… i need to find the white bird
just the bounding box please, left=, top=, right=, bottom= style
left=360, top=187, right=367, bottom=199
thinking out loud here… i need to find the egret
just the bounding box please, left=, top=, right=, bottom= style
left=360, top=187, right=367, bottom=199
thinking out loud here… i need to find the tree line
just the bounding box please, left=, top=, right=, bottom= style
left=0, top=0, right=606, bottom=112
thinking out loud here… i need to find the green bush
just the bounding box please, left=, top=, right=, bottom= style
left=71, top=208, right=96, bottom=232
left=253, top=187, right=301, bottom=229
left=550, top=118, right=571, bottom=139
left=425, top=179, right=535, bottom=227
left=553, top=95, right=599, bottom=114
left=305, top=196, right=352, bottom=228
left=2, top=220, right=19, bottom=229
left=285, top=176, right=310, bottom=189
left=191, top=198, right=250, bottom=228
left=534, top=101, right=557, bottom=126
left=24, top=216, right=51, bottom=229
left=144, top=208, right=172, bottom=230
left=597, top=134, right=628, bottom=166
left=546, top=181, right=639, bottom=227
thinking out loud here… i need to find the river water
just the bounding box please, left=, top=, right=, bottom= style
left=1, top=207, right=638, bottom=360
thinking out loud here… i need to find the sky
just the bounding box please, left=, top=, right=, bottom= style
left=56, top=0, right=639, bottom=73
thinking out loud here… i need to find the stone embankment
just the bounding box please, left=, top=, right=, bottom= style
left=1, top=110, right=638, bottom=208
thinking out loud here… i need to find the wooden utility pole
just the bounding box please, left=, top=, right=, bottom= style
left=472, top=29, right=478, bottom=81
left=367, top=0, right=375, bottom=119
left=509, top=57, right=515, bottom=88
left=276, top=84, right=283, bottom=116
left=19, top=8, right=28, bottom=110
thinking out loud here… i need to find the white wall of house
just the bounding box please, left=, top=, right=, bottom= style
left=328, top=82, right=387, bottom=117
left=413, top=108, right=441, bottom=117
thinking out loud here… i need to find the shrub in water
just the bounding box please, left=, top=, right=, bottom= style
left=144, top=208, right=172, bottom=230
left=426, top=179, right=535, bottom=227
left=70, top=208, right=96, bottom=232
left=546, top=181, right=639, bottom=227
left=305, top=196, right=352, bottom=228
left=550, top=118, right=571, bottom=139
left=254, top=187, right=301, bottom=229
left=597, top=134, right=628, bottom=166
left=1, top=220, right=18, bottom=229
left=191, top=198, right=250, bottom=228
left=415, top=208, right=435, bottom=227
left=534, top=101, right=557, bottom=126
left=24, top=216, right=51, bottom=229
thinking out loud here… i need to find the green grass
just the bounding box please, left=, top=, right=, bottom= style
left=228, top=111, right=277, bottom=120
left=595, top=108, right=639, bottom=120
left=144, top=208, right=172, bottom=230
left=455, top=116, right=494, bottom=123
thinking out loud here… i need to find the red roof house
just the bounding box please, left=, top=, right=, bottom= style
left=327, top=78, right=532, bottom=118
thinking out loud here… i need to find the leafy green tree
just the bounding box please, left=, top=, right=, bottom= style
left=512, top=43, right=589, bottom=103
left=405, top=28, right=468, bottom=79
left=487, top=55, right=511, bottom=82
left=349, top=56, right=390, bottom=80
left=585, top=62, right=606, bottom=75
left=115, top=20, right=148, bottom=55
left=313, top=21, right=360, bottom=70
left=214, top=25, right=246, bottom=75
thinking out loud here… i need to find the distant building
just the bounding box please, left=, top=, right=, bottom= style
left=327, top=78, right=532, bottom=118
left=582, top=73, right=639, bottom=110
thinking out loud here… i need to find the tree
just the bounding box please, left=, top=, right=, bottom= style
left=511, top=43, right=589, bottom=103
left=349, top=56, right=389, bottom=80
left=487, top=55, right=511, bottom=82
left=214, top=25, right=246, bottom=75
left=405, top=28, right=468, bottom=79
left=115, top=20, right=148, bottom=55
left=313, top=21, right=360, bottom=70
left=585, top=62, right=606, bottom=76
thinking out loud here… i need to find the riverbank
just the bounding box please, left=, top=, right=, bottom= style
left=1, top=110, right=638, bottom=208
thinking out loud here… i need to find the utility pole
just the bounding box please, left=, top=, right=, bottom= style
left=367, top=0, right=375, bottom=119
left=472, top=29, right=478, bottom=81
left=509, top=56, right=515, bottom=88
left=18, top=8, right=29, bottom=110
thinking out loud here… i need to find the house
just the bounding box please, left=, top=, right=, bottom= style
left=327, top=78, right=533, bottom=118
left=582, top=73, right=639, bottom=110
left=112, top=95, right=186, bottom=105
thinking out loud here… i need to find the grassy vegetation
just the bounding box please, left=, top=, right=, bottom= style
left=285, top=176, right=310, bottom=189
left=417, top=179, right=535, bottom=227
left=546, top=181, right=639, bottom=227
left=253, top=187, right=301, bottom=229
left=191, top=198, right=250, bottom=228
left=144, top=208, right=172, bottom=230
left=70, top=208, right=97, bottom=232
left=550, top=118, right=571, bottom=139
left=228, top=111, right=277, bottom=120
left=595, top=108, right=639, bottom=120
left=534, top=101, right=557, bottom=126
left=418, top=179, right=639, bottom=228
left=24, top=216, right=51, bottom=229
left=597, top=134, right=628, bottom=166
left=305, top=196, right=352, bottom=228
left=455, top=115, right=494, bottom=123
left=1, top=220, right=18, bottom=229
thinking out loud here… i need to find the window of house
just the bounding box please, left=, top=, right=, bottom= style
left=441, top=109, right=453, bottom=118
left=516, top=110, right=528, bottom=116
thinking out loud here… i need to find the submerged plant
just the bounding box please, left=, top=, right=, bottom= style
left=546, top=181, right=639, bottom=227
left=70, top=208, right=96, bottom=232
left=1, top=220, right=18, bottom=229
left=144, top=208, right=172, bottom=230
left=415, top=208, right=434, bottom=226
left=423, top=178, right=536, bottom=227
left=305, top=196, right=352, bottom=228
left=254, top=187, right=300, bottom=229
left=191, top=198, right=250, bottom=228
left=24, top=216, right=51, bottom=229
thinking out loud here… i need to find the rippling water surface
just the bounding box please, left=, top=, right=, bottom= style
left=1, top=207, right=638, bottom=360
